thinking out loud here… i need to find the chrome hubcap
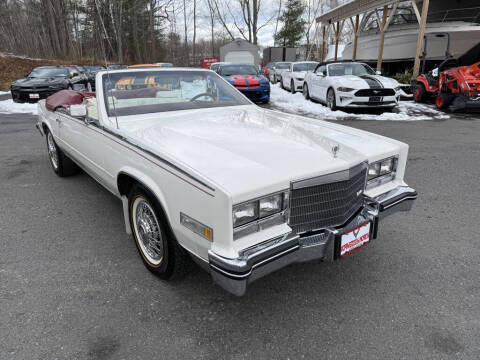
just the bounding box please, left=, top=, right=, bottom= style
left=133, top=198, right=163, bottom=265
left=47, top=133, right=58, bottom=169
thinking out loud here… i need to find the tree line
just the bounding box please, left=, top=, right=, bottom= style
left=0, top=0, right=331, bottom=66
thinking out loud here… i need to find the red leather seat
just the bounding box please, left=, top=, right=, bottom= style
left=46, top=90, right=96, bottom=111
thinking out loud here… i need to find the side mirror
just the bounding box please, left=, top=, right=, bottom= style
left=376, top=70, right=382, bottom=75
left=69, top=104, right=87, bottom=118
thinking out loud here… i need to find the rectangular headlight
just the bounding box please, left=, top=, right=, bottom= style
left=259, top=193, right=283, bottom=218
left=232, top=202, right=258, bottom=228
left=367, top=157, right=398, bottom=187
left=233, top=191, right=288, bottom=240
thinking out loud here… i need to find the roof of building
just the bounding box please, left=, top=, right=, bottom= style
left=316, top=0, right=401, bottom=24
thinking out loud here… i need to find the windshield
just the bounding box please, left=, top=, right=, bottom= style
left=328, top=63, right=375, bottom=76
left=28, top=67, right=69, bottom=78
left=210, top=64, right=221, bottom=72
left=107, top=64, right=128, bottom=69
left=293, top=63, right=318, bottom=72
left=103, top=70, right=251, bottom=116
left=84, top=65, right=105, bottom=72
left=219, top=65, right=258, bottom=76
left=275, top=63, right=291, bottom=69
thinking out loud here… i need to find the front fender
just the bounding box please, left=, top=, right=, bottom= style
left=116, top=166, right=172, bottom=225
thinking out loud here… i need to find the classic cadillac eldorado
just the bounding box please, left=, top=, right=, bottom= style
left=36, top=68, right=417, bottom=296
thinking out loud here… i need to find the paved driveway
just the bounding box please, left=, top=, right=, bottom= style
left=0, top=109, right=479, bottom=359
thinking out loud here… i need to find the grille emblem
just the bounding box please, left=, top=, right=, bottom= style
left=331, top=145, right=340, bottom=158
left=373, top=90, right=381, bottom=94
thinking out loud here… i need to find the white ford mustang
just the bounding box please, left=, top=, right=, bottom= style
left=303, top=62, right=402, bottom=110
left=281, top=61, right=318, bottom=94
left=36, top=68, right=417, bottom=296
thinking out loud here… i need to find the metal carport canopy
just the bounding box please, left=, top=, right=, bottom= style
left=316, top=0, right=401, bottom=24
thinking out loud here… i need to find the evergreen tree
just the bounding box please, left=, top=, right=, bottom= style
left=274, top=0, right=306, bottom=47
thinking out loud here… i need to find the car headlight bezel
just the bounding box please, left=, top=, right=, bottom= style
left=337, top=87, right=355, bottom=92
left=367, top=156, right=398, bottom=189
left=233, top=190, right=289, bottom=240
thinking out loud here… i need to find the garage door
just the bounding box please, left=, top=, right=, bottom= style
left=224, top=51, right=254, bottom=64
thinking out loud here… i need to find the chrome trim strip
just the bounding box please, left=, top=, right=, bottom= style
left=291, top=162, right=367, bottom=189
left=53, top=110, right=215, bottom=194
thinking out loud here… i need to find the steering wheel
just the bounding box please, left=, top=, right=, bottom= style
left=190, top=92, right=216, bottom=102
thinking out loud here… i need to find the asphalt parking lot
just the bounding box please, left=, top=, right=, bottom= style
left=0, top=104, right=479, bottom=359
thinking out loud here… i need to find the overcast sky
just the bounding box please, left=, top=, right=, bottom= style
left=176, top=0, right=353, bottom=47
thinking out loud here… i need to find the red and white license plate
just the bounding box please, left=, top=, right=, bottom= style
left=29, top=93, right=40, bottom=99
left=340, top=222, right=371, bottom=257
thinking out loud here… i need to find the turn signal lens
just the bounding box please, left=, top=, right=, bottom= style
left=180, top=213, right=213, bottom=241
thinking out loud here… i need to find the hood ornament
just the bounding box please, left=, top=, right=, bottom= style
left=331, top=145, right=340, bottom=158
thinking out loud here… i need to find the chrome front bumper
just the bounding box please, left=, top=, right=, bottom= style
left=208, top=186, right=417, bottom=296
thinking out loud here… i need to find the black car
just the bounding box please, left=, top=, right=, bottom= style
left=10, top=66, right=89, bottom=103
left=83, top=65, right=106, bottom=91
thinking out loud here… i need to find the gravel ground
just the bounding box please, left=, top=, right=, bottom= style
left=0, top=103, right=479, bottom=359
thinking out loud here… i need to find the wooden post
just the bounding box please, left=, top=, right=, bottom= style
left=377, top=5, right=389, bottom=73
left=353, top=14, right=359, bottom=61
left=321, top=25, right=326, bottom=62
left=334, top=21, right=340, bottom=61
left=413, top=0, right=430, bottom=77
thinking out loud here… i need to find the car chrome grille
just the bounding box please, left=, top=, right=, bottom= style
left=355, top=88, right=395, bottom=97
left=288, top=163, right=367, bottom=234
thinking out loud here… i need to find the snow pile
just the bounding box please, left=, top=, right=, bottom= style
left=0, top=91, right=10, bottom=95
left=0, top=99, right=38, bottom=114
left=269, top=84, right=449, bottom=121
left=0, top=52, right=43, bottom=61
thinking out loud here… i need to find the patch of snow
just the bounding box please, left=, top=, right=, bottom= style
left=0, top=91, right=10, bottom=95
left=0, top=52, right=43, bottom=61
left=269, top=84, right=449, bottom=121
left=0, top=99, right=38, bottom=114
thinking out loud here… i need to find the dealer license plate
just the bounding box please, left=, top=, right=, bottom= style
left=340, top=222, right=371, bottom=257
left=29, top=93, right=40, bottom=99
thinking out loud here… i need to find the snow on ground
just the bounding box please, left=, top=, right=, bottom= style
left=269, top=83, right=449, bottom=121
left=0, top=52, right=44, bottom=61
left=0, top=91, right=10, bottom=95
left=0, top=99, right=38, bottom=114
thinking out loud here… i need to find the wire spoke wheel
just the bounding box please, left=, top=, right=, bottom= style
left=132, top=197, right=164, bottom=266
left=47, top=132, right=58, bottom=169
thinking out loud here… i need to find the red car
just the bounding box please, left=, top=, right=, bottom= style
left=262, top=62, right=276, bottom=82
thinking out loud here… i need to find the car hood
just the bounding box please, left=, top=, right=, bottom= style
left=223, top=74, right=267, bottom=87
left=334, top=75, right=398, bottom=89
left=119, top=105, right=404, bottom=201
left=12, top=77, right=67, bottom=87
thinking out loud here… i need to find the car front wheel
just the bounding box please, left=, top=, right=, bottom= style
left=46, top=130, right=79, bottom=177
left=327, top=88, right=337, bottom=110
left=291, top=80, right=296, bottom=94
left=129, top=185, right=189, bottom=279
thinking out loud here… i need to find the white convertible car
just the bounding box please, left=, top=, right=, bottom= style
left=303, top=62, right=402, bottom=110
left=36, top=68, right=417, bottom=296
left=281, top=61, right=318, bottom=93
